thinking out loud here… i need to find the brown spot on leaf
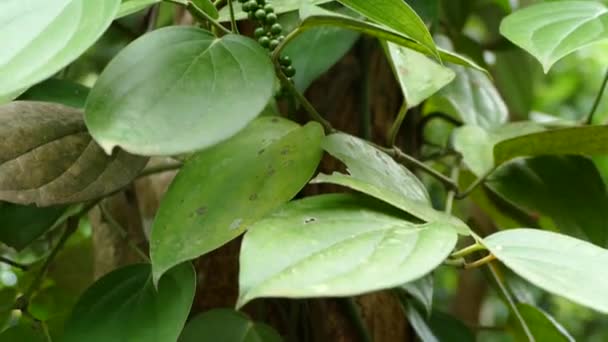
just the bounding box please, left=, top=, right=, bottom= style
left=196, top=206, right=208, bottom=216
left=249, top=194, right=258, bottom=201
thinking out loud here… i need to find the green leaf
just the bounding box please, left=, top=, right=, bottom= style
left=311, top=133, right=469, bottom=234
left=0, top=203, right=66, bottom=250
left=178, top=309, right=282, bottom=342
left=452, top=123, right=544, bottom=176
left=485, top=228, right=608, bottom=313
left=117, top=0, right=161, bottom=18
left=427, top=311, right=474, bottom=342
left=428, top=65, right=508, bottom=129
left=151, top=118, right=324, bottom=283
left=284, top=27, right=359, bottom=92
left=488, top=156, right=608, bottom=246
left=0, top=325, right=45, bottom=342
left=63, top=263, right=195, bottom=342
left=0, top=102, right=148, bottom=206
left=218, top=0, right=333, bottom=21
left=237, top=194, right=458, bottom=307
left=192, top=0, right=219, bottom=19
left=401, top=301, right=438, bottom=342
left=0, top=288, right=17, bottom=328
left=494, top=125, right=608, bottom=167
left=85, top=27, right=275, bottom=156
left=0, top=0, right=120, bottom=100
left=18, top=79, right=89, bottom=109
left=406, top=0, right=439, bottom=26
left=337, top=0, right=438, bottom=59
left=507, top=303, right=574, bottom=342
left=402, top=275, right=433, bottom=316
left=299, top=5, right=487, bottom=73
left=500, top=1, right=608, bottom=72
left=385, top=42, right=455, bottom=109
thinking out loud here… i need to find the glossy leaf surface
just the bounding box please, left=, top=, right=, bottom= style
left=85, top=27, right=275, bottom=156
left=151, top=118, right=324, bottom=282
left=238, top=194, right=458, bottom=307
left=0, top=0, right=120, bottom=99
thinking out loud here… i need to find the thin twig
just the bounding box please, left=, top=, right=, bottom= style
left=276, top=66, right=333, bottom=132
left=587, top=67, right=608, bottom=125
left=465, top=254, right=496, bottom=269
left=138, top=161, right=183, bottom=178
left=444, top=163, right=460, bottom=213
left=487, top=263, right=534, bottom=341
left=0, top=256, right=28, bottom=271
left=22, top=217, right=79, bottom=306
left=227, top=0, right=238, bottom=33
left=387, top=102, right=408, bottom=147
left=100, top=204, right=150, bottom=262
left=173, top=0, right=231, bottom=35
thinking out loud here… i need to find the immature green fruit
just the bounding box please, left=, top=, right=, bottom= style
left=265, top=13, right=278, bottom=24
left=254, top=9, right=266, bottom=20
left=254, top=27, right=266, bottom=38
left=258, top=36, right=271, bottom=48
left=283, top=65, right=296, bottom=77
left=256, top=0, right=266, bottom=4
left=269, top=39, right=279, bottom=50
left=279, top=55, right=292, bottom=67
left=244, top=0, right=257, bottom=11
left=264, top=4, right=274, bottom=13
left=277, top=35, right=285, bottom=42
left=270, top=23, right=282, bottom=35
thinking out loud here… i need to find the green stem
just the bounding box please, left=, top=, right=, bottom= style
left=166, top=0, right=231, bottom=35
left=138, top=161, right=183, bottom=178
left=100, top=204, right=150, bottom=262
left=0, top=256, right=28, bottom=271
left=227, top=0, right=238, bottom=33
left=454, top=167, right=496, bottom=200
left=587, top=67, right=608, bottom=125
left=383, top=146, right=459, bottom=192
left=450, top=242, right=487, bottom=259
left=340, top=298, right=372, bottom=342
left=444, top=164, right=460, bottom=213
left=465, top=254, right=496, bottom=269
left=487, top=263, right=534, bottom=341
left=387, top=101, right=408, bottom=147
left=22, top=217, right=79, bottom=304
left=276, top=66, right=333, bottom=132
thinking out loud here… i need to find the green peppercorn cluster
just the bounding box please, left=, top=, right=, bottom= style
left=237, top=0, right=295, bottom=79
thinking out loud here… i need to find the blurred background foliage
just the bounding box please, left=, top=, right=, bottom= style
left=1, top=0, right=607, bottom=340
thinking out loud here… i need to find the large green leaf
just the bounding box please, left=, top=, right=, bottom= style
left=0, top=202, right=66, bottom=250
left=299, top=5, right=486, bottom=73
left=0, top=0, right=120, bottom=100
left=0, top=102, right=148, bottom=206
left=500, top=1, right=608, bottom=72
left=428, top=65, right=508, bottom=129
left=62, top=263, right=195, bottom=342
left=218, top=0, right=333, bottom=21
left=452, top=123, right=544, bottom=176
left=85, top=27, right=275, bottom=156
left=18, top=79, right=89, bottom=109
left=337, top=0, right=438, bottom=59
left=0, top=325, right=45, bottom=342
left=117, top=0, right=161, bottom=18
left=507, top=303, right=573, bottom=342
left=488, top=156, right=608, bottom=247
left=311, top=133, right=469, bottom=234
left=284, top=27, right=359, bottom=92
left=494, top=125, right=608, bottom=166
left=427, top=311, right=474, bottom=342
left=151, top=118, right=324, bottom=283
left=485, top=228, right=608, bottom=313
left=385, top=42, right=455, bottom=109
left=178, top=309, right=281, bottom=342
left=238, top=194, right=458, bottom=307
